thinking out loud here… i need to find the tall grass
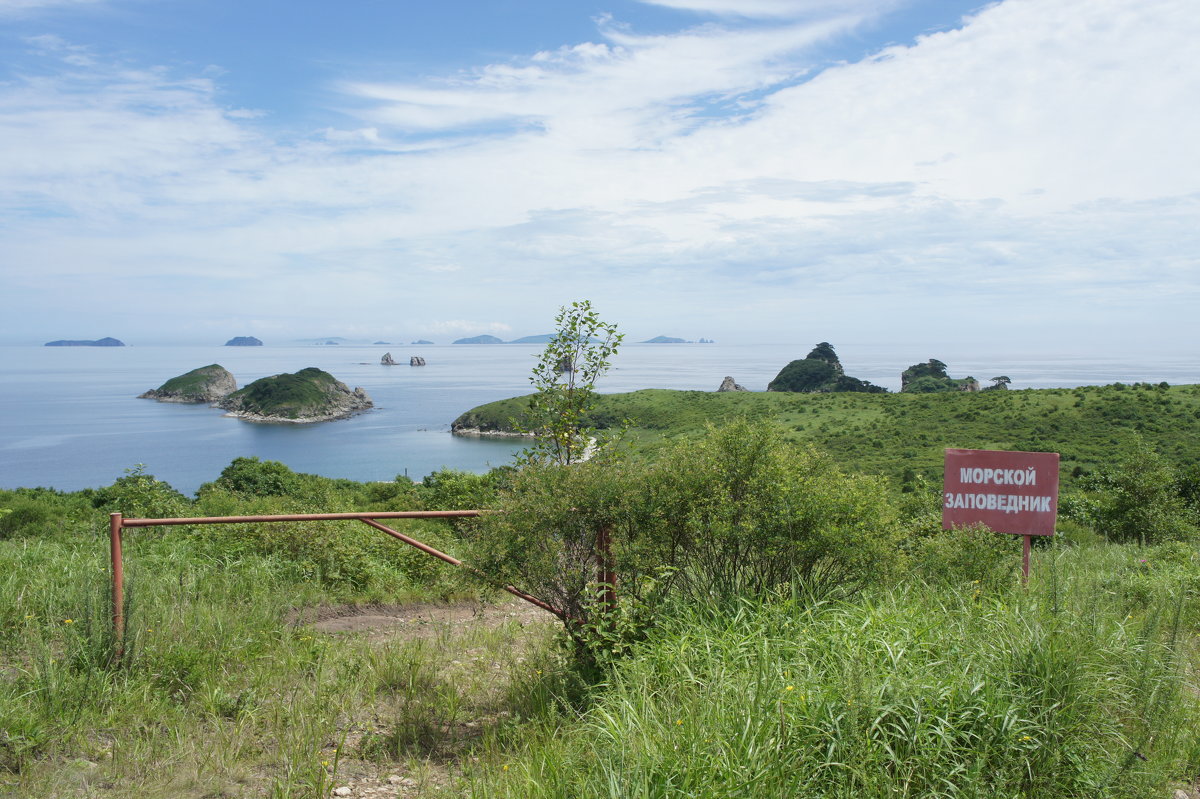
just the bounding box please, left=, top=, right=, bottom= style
left=0, top=522, right=542, bottom=798
left=471, top=544, right=1200, bottom=798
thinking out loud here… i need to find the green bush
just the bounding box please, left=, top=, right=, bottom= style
left=199, top=456, right=303, bottom=497
left=1082, top=445, right=1197, bottom=544
left=0, top=492, right=83, bottom=540
left=87, top=465, right=190, bottom=519
left=477, top=420, right=903, bottom=662
left=648, top=419, right=901, bottom=605
left=912, top=523, right=1019, bottom=591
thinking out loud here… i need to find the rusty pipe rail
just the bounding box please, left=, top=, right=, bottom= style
left=108, top=509, right=568, bottom=656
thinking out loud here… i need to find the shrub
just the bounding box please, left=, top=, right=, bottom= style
left=477, top=420, right=904, bottom=665
left=1083, top=445, right=1197, bottom=545
left=199, top=456, right=303, bottom=497
left=912, top=523, right=1019, bottom=591
left=88, top=465, right=190, bottom=519
left=0, top=492, right=81, bottom=540
left=647, top=419, right=901, bottom=605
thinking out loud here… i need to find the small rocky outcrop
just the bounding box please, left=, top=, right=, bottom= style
left=225, top=336, right=263, bottom=347
left=44, top=337, right=124, bottom=347
left=140, top=364, right=237, bottom=404
left=218, top=367, right=372, bottom=423
left=411, top=339, right=433, bottom=345
left=381, top=352, right=397, bottom=365
left=410, top=356, right=426, bottom=366
left=717, top=376, right=748, bottom=392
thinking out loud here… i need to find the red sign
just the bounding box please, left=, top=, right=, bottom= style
left=943, top=449, right=1059, bottom=536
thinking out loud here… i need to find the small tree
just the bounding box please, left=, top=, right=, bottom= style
left=523, top=300, right=623, bottom=466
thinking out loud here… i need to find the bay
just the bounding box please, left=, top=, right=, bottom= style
left=0, top=343, right=1195, bottom=495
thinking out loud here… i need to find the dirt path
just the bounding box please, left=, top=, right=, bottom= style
left=293, top=598, right=557, bottom=798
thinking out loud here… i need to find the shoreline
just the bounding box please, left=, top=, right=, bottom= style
left=222, top=408, right=369, bottom=424
left=450, top=426, right=533, bottom=439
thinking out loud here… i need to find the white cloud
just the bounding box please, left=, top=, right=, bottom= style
left=1, top=0, right=1197, bottom=349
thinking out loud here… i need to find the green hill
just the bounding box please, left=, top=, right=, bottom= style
left=452, top=382, right=1200, bottom=487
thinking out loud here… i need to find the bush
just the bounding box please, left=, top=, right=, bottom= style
left=0, top=492, right=82, bottom=540
left=88, top=465, right=190, bottom=519
left=474, top=456, right=654, bottom=647
left=912, top=523, right=1019, bottom=591
left=198, top=456, right=303, bottom=497
left=476, top=420, right=903, bottom=663
left=648, top=419, right=901, bottom=605
left=1082, top=445, right=1197, bottom=545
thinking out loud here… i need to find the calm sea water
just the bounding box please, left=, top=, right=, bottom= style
left=1, top=343, right=1195, bottom=494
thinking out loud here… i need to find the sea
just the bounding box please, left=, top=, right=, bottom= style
left=1, top=343, right=1195, bottom=495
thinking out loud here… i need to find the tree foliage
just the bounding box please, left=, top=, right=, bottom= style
left=523, top=300, right=623, bottom=466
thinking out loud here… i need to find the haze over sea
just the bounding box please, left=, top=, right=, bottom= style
left=1, top=343, right=1196, bottom=495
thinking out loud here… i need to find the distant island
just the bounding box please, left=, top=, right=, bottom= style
left=218, top=367, right=372, bottom=423
left=139, top=364, right=236, bottom=403
left=373, top=341, right=391, bottom=345
left=640, top=336, right=688, bottom=344
left=508, top=334, right=558, bottom=344
left=411, top=339, right=434, bottom=345
left=44, top=337, right=125, bottom=347
left=453, top=334, right=505, bottom=345
left=224, top=336, right=263, bottom=347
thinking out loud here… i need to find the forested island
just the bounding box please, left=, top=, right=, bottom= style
left=137, top=365, right=370, bottom=422
left=218, top=367, right=372, bottom=422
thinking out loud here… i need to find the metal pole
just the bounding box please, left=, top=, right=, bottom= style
left=358, top=518, right=569, bottom=621
left=109, top=512, right=124, bottom=658
left=1022, top=534, right=1031, bottom=586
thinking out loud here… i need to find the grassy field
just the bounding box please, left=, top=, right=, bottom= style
left=3, top=402, right=1200, bottom=797
left=3, top=520, right=1198, bottom=797
left=453, top=382, right=1200, bottom=486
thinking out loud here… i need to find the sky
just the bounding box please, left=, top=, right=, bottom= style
left=1, top=0, right=1197, bottom=350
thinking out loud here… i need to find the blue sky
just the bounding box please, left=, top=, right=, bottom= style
left=1, top=0, right=1197, bottom=350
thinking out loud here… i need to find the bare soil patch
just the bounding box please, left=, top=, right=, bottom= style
left=291, top=599, right=552, bottom=637
left=286, top=598, right=558, bottom=797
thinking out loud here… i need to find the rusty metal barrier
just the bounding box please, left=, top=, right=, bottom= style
left=108, top=510, right=570, bottom=656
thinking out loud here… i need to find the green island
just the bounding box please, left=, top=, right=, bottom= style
left=138, top=364, right=236, bottom=404
left=217, top=367, right=373, bottom=422
left=4, top=318, right=1200, bottom=796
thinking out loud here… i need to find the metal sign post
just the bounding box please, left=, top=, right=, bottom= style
left=942, top=449, right=1060, bottom=584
